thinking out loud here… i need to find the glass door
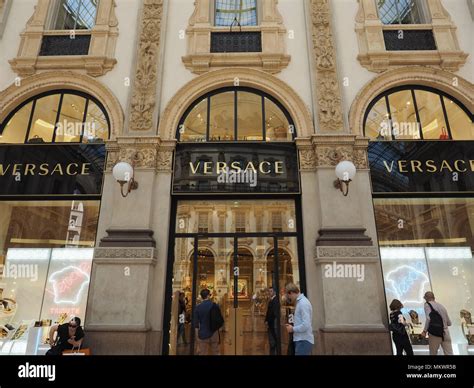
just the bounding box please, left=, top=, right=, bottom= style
left=167, top=199, right=304, bottom=356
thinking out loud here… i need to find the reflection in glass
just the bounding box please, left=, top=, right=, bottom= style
left=444, top=97, right=473, bottom=140
left=209, top=92, right=235, bottom=141
left=178, top=90, right=295, bottom=142
left=0, top=200, right=100, bottom=260
left=377, top=0, right=427, bottom=25
left=27, top=95, right=61, bottom=143
left=55, top=94, right=86, bottom=143
left=0, top=102, right=33, bottom=144
left=415, top=90, right=447, bottom=140
left=54, top=0, right=98, bottom=30
left=387, top=90, right=420, bottom=139
left=0, top=92, right=110, bottom=144
left=175, top=200, right=296, bottom=234
left=215, top=0, right=258, bottom=26
left=181, top=98, right=207, bottom=142
left=365, top=97, right=391, bottom=140
left=238, top=92, right=263, bottom=141
left=84, top=100, right=108, bottom=142
left=375, top=198, right=474, bottom=354
left=0, top=200, right=100, bottom=354
left=265, top=98, right=291, bottom=141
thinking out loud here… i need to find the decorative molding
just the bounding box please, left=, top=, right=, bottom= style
left=309, top=0, right=344, bottom=132
left=295, top=134, right=370, bottom=170
left=158, top=68, right=314, bottom=140
left=94, top=247, right=157, bottom=262
left=355, top=0, right=468, bottom=72
left=128, top=0, right=164, bottom=132
left=349, top=66, right=474, bottom=137
left=315, top=246, right=379, bottom=261
left=9, top=0, right=119, bottom=77
left=298, top=148, right=317, bottom=171
left=105, top=136, right=175, bottom=172
left=0, top=71, right=124, bottom=139
left=182, top=0, right=290, bottom=74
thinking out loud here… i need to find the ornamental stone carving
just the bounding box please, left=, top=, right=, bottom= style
left=296, top=135, right=370, bottom=171
left=310, top=0, right=344, bottom=132
left=315, top=246, right=379, bottom=260
left=105, top=137, right=175, bottom=172
left=128, top=0, right=164, bottom=132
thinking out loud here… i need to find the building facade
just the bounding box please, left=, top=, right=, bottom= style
left=0, top=0, right=472, bottom=355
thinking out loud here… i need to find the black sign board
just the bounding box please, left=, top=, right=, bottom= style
left=368, top=141, right=474, bottom=194
left=0, top=144, right=106, bottom=196
left=173, top=143, right=300, bottom=194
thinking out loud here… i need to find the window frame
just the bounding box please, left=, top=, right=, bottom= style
left=376, top=0, right=430, bottom=25
left=212, top=0, right=260, bottom=27
left=0, top=89, right=111, bottom=144
left=49, top=0, right=99, bottom=31
left=177, top=87, right=296, bottom=143
left=363, top=85, right=473, bottom=141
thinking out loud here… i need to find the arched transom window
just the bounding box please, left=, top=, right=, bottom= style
left=0, top=90, right=110, bottom=144
left=178, top=87, right=295, bottom=142
left=364, top=86, right=473, bottom=141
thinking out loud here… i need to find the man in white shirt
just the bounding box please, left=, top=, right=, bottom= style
left=285, top=283, right=314, bottom=356
left=421, top=291, right=453, bottom=355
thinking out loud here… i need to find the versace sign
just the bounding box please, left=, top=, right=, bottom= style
left=0, top=144, right=106, bottom=196
left=172, top=143, right=300, bottom=194
left=369, top=141, right=474, bottom=194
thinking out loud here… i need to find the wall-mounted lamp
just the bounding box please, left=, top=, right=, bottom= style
left=112, top=161, right=139, bottom=198
left=334, top=161, right=356, bottom=197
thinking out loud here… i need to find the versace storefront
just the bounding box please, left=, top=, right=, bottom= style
left=0, top=89, right=108, bottom=354
left=364, top=85, right=474, bottom=355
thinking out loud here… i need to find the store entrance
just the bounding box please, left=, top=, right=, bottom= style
left=166, top=199, right=303, bottom=356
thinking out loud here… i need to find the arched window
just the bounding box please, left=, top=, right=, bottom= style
left=364, top=86, right=473, bottom=141
left=177, top=87, right=295, bottom=142
left=0, top=90, right=110, bottom=144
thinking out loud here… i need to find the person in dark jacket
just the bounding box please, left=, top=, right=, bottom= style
left=194, top=289, right=220, bottom=355
left=46, top=317, right=84, bottom=356
left=265, top=287, right=279, bottom=355
left=389, top=299, right=413, bottom=356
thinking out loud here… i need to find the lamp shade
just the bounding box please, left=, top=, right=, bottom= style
left=335, top=161, right=356, bottom=181
left=112, top=162, right=134, bottom=183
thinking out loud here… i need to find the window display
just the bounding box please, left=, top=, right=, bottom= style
left=0, top=200, right=99, bottom=355
left=375, top=197, right=474, bottom=355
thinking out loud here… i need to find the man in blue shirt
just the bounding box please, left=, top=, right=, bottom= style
left=285, top=283, right=314, bottom=355
left=194, top=289, right=220, bottom=355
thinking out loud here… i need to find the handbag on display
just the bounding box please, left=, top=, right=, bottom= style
left=439, top=127, right=449, bottom=140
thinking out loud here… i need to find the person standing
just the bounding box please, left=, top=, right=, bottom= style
left=389, top=299, right=413, bottom=356
left=421, top=291, right=453, bottom=355
left=265, top=287, right=279, bottom=355
left=194, top=289, right=222, bottom=355
left=284, top=283, right=314, bottom=356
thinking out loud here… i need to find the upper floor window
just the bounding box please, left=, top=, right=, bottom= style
left=178, top=88, right=295, bottom=142
left=364, top=86, right=473, bottom=141
left=0, top=90, right=110, bottom=144
left=53, top=0, right=99, bottom=30
left=215, top=0, right=257, bottom=27
left=377, top=0, right=428, bottom=24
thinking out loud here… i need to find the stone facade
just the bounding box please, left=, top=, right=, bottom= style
left=0, top=0, right=471, bottom=356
